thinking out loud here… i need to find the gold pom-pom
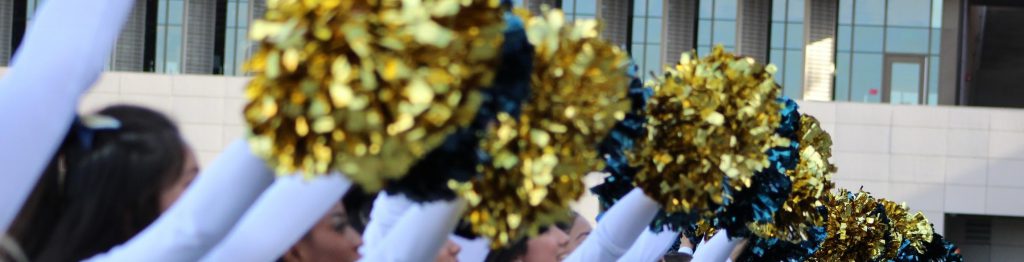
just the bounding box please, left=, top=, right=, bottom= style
left=812, top=189, right=889, bottom=261
left=631, top=46, right=782, bottom=218
left=243, top=0, right=505, bottom=190
left=453, top=8, right=631, bottom=249
left=748, top=114, right=837, bottom=242
left=879, top=199, right=934, bottom=259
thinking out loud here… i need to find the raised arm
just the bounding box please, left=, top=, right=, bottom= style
left=563, top=188, right=661, bottom=262
left=0, top=0, right=135, bottom=232
left=691, top=230, right=741, bottom=262
left=87, top=139, right=275, bottom=261
left=201, top=172, right=352, bottom=261
left=358, top=193, right=414, bottom=255
left=617, top=228, right=681, bottom=262
left=359, top=199, right=466, bottom=262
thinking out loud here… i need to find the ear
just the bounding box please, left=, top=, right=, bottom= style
left=282, top=244, right=305, bottom=262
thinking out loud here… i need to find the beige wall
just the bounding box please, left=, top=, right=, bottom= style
left=6, top=70, right=1024, bottom=236
left=73, top=72, right=250, bottom=167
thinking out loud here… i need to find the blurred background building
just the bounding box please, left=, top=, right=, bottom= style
left=1, top=0, right=1023, bottom=260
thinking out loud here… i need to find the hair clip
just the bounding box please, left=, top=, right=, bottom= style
left=72, top=114, right=121, bottom=151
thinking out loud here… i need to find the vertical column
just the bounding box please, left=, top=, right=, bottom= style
left=737, top=0, right=770, bottom=63
left=600, top=0, right=629, bottom=47
left=110, top=0, right=147, bottom=72
left=184, top=0, right=216, bottom=74
left=939, top=0, right=960, bottom=105
left=0, top=0, right=13, bottom=66
left=664, top=0, right=696, bottom=64
left=526, top=0, right=557, bottom=13
left=803, top=0, right=837, bottom=101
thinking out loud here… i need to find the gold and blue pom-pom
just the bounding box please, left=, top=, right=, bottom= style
left=747, top=113, right=837, bottom=242
left=637, top=45, right=782, bottom=231
left=811, top=189, right=889, bottom=261
left=385, top=9, right=535, bottom=203
left=713, top=97, right=800, bottom=238
left=590, top=60, right=652, bottom=213
left=452, top=8, right=632, bottom=249
left=878, top=199, right=934, bottom=260
left=244, top=0, right=506, bottom=191
left=738, top=223, right=826, bottom=262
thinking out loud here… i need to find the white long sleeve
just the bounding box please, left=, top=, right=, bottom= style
left=358, top=193, right=414, bottom=255
left=451, top=234, right=490, bottom=262
left=563, top=188, right=661, bottom=262
left=617, top=228, right=681, bottom=262
left=201, top=172, right=352, bottom=262
left=691, top=230, right=741, bottom=262
left=359, top=199, right=466, bottom=262
left=87, top=139, right=275, bottom=261
left=0, top=0, right=135, bottom=233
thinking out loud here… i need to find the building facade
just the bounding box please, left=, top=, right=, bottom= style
left=1, top=0, right=1023, bottom=260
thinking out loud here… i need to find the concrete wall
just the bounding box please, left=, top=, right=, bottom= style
left=3, top=69, right=1022, bottom=237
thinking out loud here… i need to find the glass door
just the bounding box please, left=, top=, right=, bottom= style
left=883, top=55, right=927, bottom=105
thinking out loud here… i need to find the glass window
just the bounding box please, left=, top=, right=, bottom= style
left=837, top=25, right=852, bottom=51
left=699, top=0, right=713, bottom=18
left=156, top=0, right=186, bottom=74
left=769, top=0, right=805, bottom=97
left=698, top=21, right=712, bottom=45
left=928, top=56, right=939, bottom=105
left=854, top=0, right=885, bottom=25
left=889, top=62, right=922, bottom=105
left=697, top=0, right=738, bottom=54
left=631, top=0, right=664, bottom=77
left=166, top=26, right=183, bottom=74
left=715, top=0, right=737, bottom=19
left=169, top=0, right=184, bottom=24
left=887, top=0, right=931, bottom=27
left=648, top=18, right=663, bottom=42
left=785, top=23, right=803, bottom=49
left=839, top=0, right=853, bottom=25
left=565, top=0, right=597, bottom=22
left=852, top=26, right=883, bottom=52
left=713, top=21, right=736, bottom=47
left=850, top=53, right=883, bottom=103
left=835, top=52, right=851, bottom=101
left=886, top=28, right=930, bottom=54
left=645, top=44, right=662, bottom=75
left=772, top=0, right=787, bottom=22
left=787, top=0, right=804, bottom=22
left=770, top=49, right=784, bottom=66
left=771, top=23, right=785, bottom=47
left=783, top=51, right=804, bottom=99
left=836, top=0, right=943, bottom=104
left=223, top=0, right=257, bottom=75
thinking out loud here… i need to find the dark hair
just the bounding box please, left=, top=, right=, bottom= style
left=662, top=252, right=694, bottom=262
left=484, top=237, right=528, bottom=262
left=483, top=225, right=559, bottom=262
left=8, top=105, right=187, bottom=261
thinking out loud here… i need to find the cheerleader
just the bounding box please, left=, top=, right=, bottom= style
left=0, top=0, right=135, bottom=233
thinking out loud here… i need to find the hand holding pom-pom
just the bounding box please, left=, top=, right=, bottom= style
left=244, top=0, right=505, bottom=191
left=453, top=8, right=631, bottom=248
left=632, top=46, right=782, bottom=222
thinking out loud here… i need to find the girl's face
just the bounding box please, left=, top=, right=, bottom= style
left=565, top=215, right=592, bottom=254
left=285, top=203, right=363, bottom=262
left=159, top=146, right=199, bottom=212
left=434, top=239, right=461, bottom=262
left=521, top=227, right=570, bottom=262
